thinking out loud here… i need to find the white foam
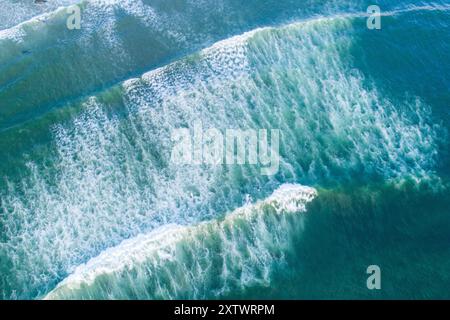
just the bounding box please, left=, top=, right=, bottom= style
left=44, top=184, right=317, bottom=299
left=0, top=14, right=441, bottom=299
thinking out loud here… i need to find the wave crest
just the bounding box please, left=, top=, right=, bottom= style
left=44, top=184, right=317, bottom=299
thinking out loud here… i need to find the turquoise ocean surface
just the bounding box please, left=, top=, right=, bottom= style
left=0, top=0, right=449, bottom=299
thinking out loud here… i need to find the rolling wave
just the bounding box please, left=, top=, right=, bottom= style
left=1, top=16, right=442, bottom=299
left=0, top=4, right=446, bottom=299
left=44, top=184, right=316, bottom=299
left=3, top=0, right=448, bottom=130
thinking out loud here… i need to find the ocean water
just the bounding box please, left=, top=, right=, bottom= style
left=0, top=0, right=449, bottom=300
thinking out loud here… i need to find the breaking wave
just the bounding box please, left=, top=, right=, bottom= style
left=44, top=184, right=316, bottom=299
left=0, top=8, right=445, bottom=299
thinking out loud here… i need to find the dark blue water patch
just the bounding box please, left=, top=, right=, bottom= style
left=349, top=10, right=450, bottom=176
left=351, top=10, right=450, bottom=121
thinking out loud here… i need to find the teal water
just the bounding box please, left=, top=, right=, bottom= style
left=0, top=0, right=449, bottom=299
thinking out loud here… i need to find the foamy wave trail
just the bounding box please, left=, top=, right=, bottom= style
left=44, top=184, right=316, bottom=299
left=0, top=0, right=307, bottom=129
left=2, top=0, right=430, bottom=130
left=0, top=13, right=443, bottom=299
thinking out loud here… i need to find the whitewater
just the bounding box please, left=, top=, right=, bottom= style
left=0, top=0, right=449, bottom=300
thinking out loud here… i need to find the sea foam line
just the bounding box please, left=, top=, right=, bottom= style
left=44, top=184, right=317, bottom=299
